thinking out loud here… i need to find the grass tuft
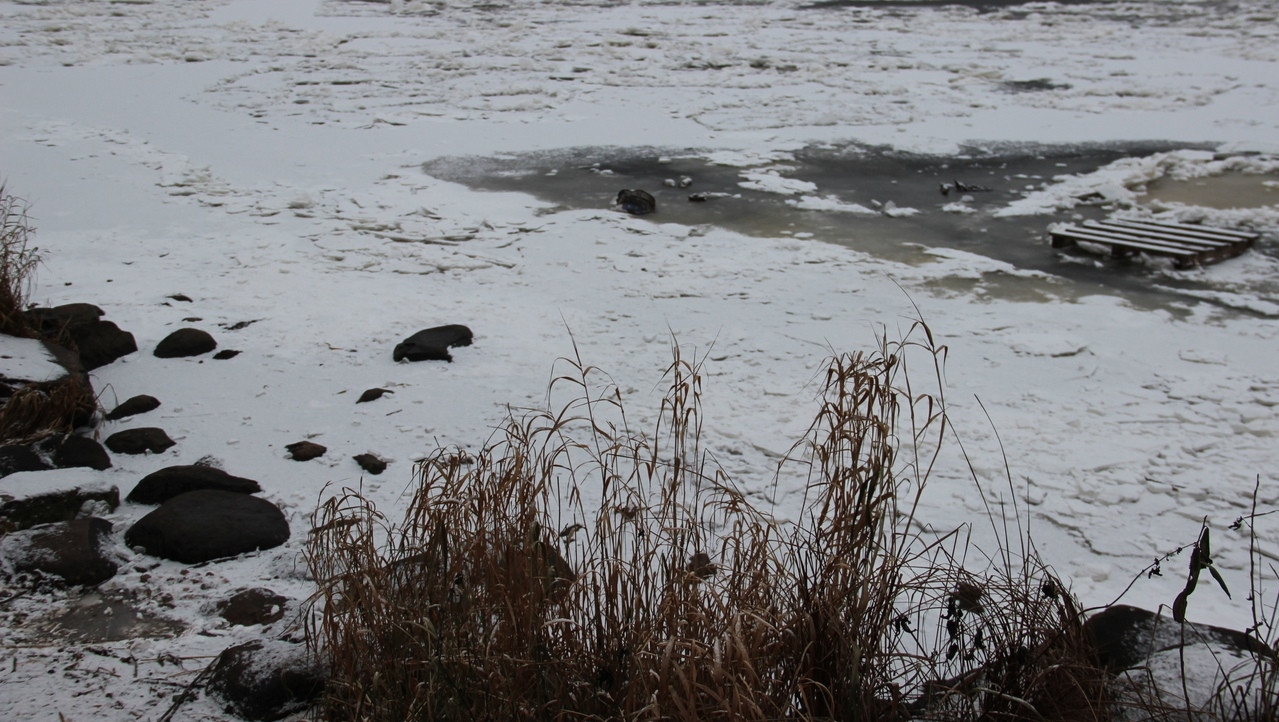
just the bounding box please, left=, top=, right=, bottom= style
left=306, top=324, right=1106, bottom=721
left=0, top=183, right=40, bottom=338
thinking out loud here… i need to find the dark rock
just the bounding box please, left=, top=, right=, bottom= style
left=285, top=441, right=326, bottom=461
left=1087, top=604, right=1277, bottom=719
left=23, top=303, right=104, bottom=339
left=38, top=434, right=112, bottom=471
left=615, top=188, right=657, bottom=215
left=1085, top=604, right=1274, bottom=672
left=127, top=465, right=262, bottom=505
left=215, top=587, right=288, bottom=627
left=206, top=640, right=324, bottom=721
left=0, top=518, right=118, bottom=586
left=104, top=427, right=175, bottom=455
left=353, top=453, right=387, bottom=475
left=23, top=305, right=136, bottom=370
left=213, top=349, right=241, bottom=360
left=0, top=444, right=51, bottom=478
left=73, top=320, right=139, bottom=370
left=393, top=324, right=473, bottom=362
left=153, top=327, right=217, bottom=358
left=105, top=394, right=161, bottom=421
left=356, top=387, right=392, bottom=403
left=0, top=481, right=120, bottom=535
left=124, top=489, right=289, bottom=564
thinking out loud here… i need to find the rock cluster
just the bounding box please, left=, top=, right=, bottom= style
left=0, top=309, right=478, bottom=719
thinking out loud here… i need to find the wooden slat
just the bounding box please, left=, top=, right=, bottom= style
left=1051, top=228, right=1198, bottom=257
left=1088, top=220, right=1249, bottom=248
left=1099, top=218, right=1259, bottom=242
left=1079, top=223, right=1227, bottom=252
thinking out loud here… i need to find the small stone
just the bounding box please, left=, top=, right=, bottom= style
left=105, top=394, right=161, bottom=421
left=286, top=441, right=326, bottom=461
left=213, top=349, right=241, bottom=360
left=215, top=588, right=288, bottom=627
left=353, top=453, right=387, bottom=475
left=393, top=325, right=473, bottom=362
left=356, top=387, right=392, bottom=403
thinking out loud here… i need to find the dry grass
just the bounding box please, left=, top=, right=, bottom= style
left=0, top=183, right=40, bottom=338
left=306, top=324, right=1106, bottom=721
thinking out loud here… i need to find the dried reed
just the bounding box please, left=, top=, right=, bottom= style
left=0, top=184, right=40, bottom=338
left=306, top=324, right=1103, bottom=721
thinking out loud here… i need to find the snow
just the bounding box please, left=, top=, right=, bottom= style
left=0, top=335, right=65, bottom=384
left=1, top=0, right=1278, bottom=718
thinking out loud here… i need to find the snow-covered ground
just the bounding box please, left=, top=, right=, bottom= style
left=1, top=0, right=1278, bottom=718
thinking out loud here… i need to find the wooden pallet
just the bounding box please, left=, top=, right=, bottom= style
left=1050, top=219, right=1259, bottom=269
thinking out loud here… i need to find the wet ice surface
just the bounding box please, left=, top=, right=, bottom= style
left=2, top=0, right=1279, bottom=718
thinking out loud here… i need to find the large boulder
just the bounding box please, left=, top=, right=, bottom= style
left=124, top=489, right=289, bottom=564
left=392, top=324, right=473, bottom=362
left=0, top=517, right=118, bottom=586
left=206, top=639, right=325, bottom=721
left=1086, top=604, right=1276, bottom=720
left=126, top=464, right=261, bottom=505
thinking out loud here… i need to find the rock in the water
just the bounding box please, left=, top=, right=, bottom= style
left=0, top=517, right=118, bottom=586
left=353, top=453, right=387, bottom=475
left=104, top=427, right=175, bottom=455
left=615, top=188, right=656, bottom=215
left=206, top=640, right=324, bottom=721
left=286, top=441, right=326, bottom=461
left=393, top=324, right=473, bottom=362
left=105, top=394, right=161, bottom=421
left=153, top=327, right=217, bottom=358
left=0, top=475, right=120, bottom=534
left=124, top=489, right=289, bottom=564
left=127, top=464, right=262, bottom=505
left=39, top=433, right=112, bottom=471
left=215, top=587, right=288, bottom=627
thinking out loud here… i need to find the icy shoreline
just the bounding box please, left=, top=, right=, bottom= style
left=2, top=0, right=1278, bottom=718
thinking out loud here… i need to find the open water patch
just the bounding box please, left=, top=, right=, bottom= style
left=421, top=142, right=1278, bottom=316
